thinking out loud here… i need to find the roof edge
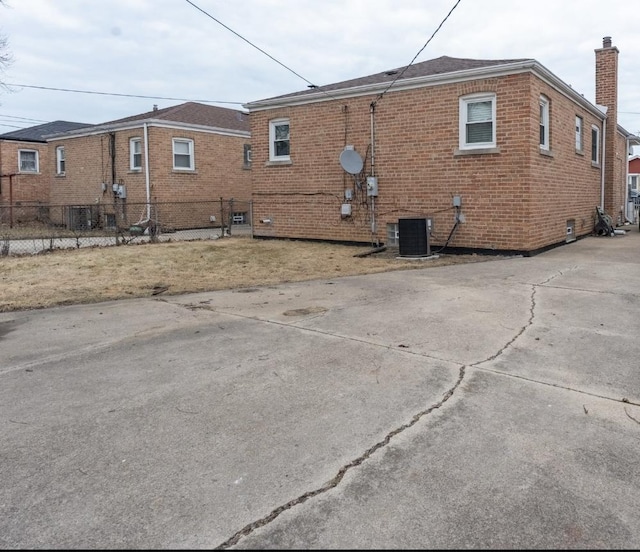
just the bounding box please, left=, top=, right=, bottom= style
left=244, top=59, right=606, bottom=121
left=46, top=119, right=250, bottom=140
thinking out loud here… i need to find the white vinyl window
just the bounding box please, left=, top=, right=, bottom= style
left=130, top=138, right=142, bottom=170
left=18, top=149, right=39, bottom=173
left=459, top=94, right=496, bottom=149
left=575, top=116, right=583, bottom=152
left=172, top=138, right=194, bottom=170
left=539, top=96, right=550, bottom=151
left=269, top=118, right=290, bottom=161
left=56, top=146, right=65, bottom=175
left=591, top=125, right=600, bottom=164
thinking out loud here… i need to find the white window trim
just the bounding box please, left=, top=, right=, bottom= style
left=575, top=116, right=584, bottom=152
left=539, top=96, right=550, bottom=151
left=269, top=118, right=290, bottom=161
left=172, top=138, right=195, bottom=171
left=130, top=137, right=142, bottom=171
left=591, top=125, right=600, bottom=164
left=18, top=149, right=39, bottom=173
left=56, top=146, right=65, bottom=175
left=459, top=93, right=497, bottom=150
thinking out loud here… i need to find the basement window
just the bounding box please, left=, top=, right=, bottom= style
left=386, top=223, right=399, bottom=246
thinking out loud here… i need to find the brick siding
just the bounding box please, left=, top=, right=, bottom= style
left=250, top=72, right=609, bottom=253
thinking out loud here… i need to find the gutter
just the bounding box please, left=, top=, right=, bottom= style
left=44, top=119, right=250, bottom=141
left=601, top=117, right=606, bottom=211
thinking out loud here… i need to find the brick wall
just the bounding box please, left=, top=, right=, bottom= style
left=0, top=140, right=50, bottom=205
left=48, top=125, right=251, bottom=228
left=595, top=38, right=620, bottom=219
left=250, top=72, right=606, bottom=253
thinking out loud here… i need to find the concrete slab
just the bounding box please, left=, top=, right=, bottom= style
left=1, top=228, right=640, bottom=549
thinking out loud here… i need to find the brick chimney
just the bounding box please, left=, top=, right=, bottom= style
left=595, top=36, right=619, bottom=216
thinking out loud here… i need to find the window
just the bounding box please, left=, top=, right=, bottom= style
left=591, top=125, right=600, bottom=164
left=18, top=149, right=39, bottom=173
left=459, top=94, right=496, bottom=149
left=269, top=118, right=290, bottom=161
left=172, top=138, right=194, bottom=170
left=386, top=223, right=399, bottom=246
left=56, top=146, right=65, bottom=175
left=539, top=96, right=549, bottom=150
left=575, top=116, right=583, bottom=152
left=130, top=138, right=142, bottom=170
left=243, top=143, right=252, bottom=167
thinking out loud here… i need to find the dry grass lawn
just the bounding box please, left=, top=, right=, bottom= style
left=0, top=236, right=497, bottom=312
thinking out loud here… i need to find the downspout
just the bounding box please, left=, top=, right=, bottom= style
left=143, top=122, right=151, bottom=222
left=600, top=117, right=606, bottom=210
left=369, top=102, right=376, bottom=178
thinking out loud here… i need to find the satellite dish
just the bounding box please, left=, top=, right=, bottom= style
left=339, top=148, right=364, bottom=175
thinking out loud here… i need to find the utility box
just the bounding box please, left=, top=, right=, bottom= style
left=366, top=176, right=378, bottom=197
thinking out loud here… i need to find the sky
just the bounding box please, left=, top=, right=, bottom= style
left=0, top=0, right=639, bottom=152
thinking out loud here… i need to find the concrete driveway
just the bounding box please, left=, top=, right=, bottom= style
left=2, top=225, right=640, bottom=549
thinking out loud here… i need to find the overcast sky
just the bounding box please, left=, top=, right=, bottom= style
left=1, top=0, right=639, bottom=149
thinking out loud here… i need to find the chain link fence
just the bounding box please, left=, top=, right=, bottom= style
left=0, top=199, right=252, bottom=256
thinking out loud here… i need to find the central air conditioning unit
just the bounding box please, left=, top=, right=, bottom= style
left=398, top=217, right=431, bottom=257
left=67, top=206, right=92, bottom=231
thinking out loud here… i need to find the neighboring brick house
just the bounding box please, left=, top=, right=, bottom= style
left=245, top=36, right=639, bottom=255
left=46, top=102, right=251, bottom=231
left=0, top=121, right=90, bottom=206
left=629, top=154, right=640, bottom=195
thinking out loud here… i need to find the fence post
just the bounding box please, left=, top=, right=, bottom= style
left=249, top=200, right=253, bottom=239
left=219, top=197, right=225, bottom=238
left=228, top=198, right=234, bottom=236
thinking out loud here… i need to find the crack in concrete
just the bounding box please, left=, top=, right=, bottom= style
left=472, top=270, right=567, bottom=368
left=181, top=302, right=458, bottom=365
left=214, top=365, right=467, bottom=550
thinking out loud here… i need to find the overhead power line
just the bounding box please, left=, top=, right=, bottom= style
left=0, top=113, right=49, bottom=123
left=4, top=83, right=244, bottom=105
left=373, top=0, right=463, bottom=105
left=184, top=0, right=316, bottom=88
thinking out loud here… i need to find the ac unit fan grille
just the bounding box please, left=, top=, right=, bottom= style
left=398, top=218, right=430, bottom=257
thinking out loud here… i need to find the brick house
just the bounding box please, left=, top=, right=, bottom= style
left=245, top=36, right=639, bottom=255
left=46, top=102, right=251, bottom=231
left=0, top=121, right=90, bottom=207
left=629, top=154, right=640, bottom=195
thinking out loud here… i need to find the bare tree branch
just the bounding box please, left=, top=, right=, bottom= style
left=0, top=0, right=14, bottom=89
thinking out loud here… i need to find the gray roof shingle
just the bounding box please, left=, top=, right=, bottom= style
left=252, top=55, right=533, bottom=103
left=103, top=102, right=250, bottom=132
left=0, top=120, right=92, bottom=142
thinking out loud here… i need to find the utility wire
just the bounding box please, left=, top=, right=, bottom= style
left=373, top=0, right=462, bottom=105
left=0, top=113, right=49, bottom=123
left=4, top=83, right=244, bottom=105
left=184, top=0, right=316, bottom=88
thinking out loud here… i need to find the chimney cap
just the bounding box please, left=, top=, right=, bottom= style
left=603, top=36, right=612, bottom=48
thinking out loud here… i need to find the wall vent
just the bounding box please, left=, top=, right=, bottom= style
left=398, top=218, right=431, bottom=257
